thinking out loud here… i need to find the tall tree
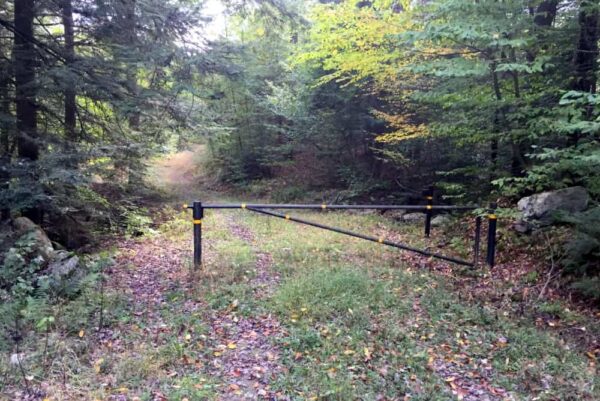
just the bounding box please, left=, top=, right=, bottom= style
left=14, top=0, right=37, bottom=160
left=62, top=0, right=77, bottom=140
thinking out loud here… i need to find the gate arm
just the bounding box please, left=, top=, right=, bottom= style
left=246, top=207, right=473, bottom=267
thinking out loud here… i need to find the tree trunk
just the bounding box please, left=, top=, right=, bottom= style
left=125, top=0, right=140, bottom=130
left=490, top=63, right=502, bottom=180
left=570, top=0, right=599, bottom=145
left=62, top=0, right=77, bottom=141
left=572, top=0, right=599, bottom=94
left=0, top=60, right=10, bottom=155
left=534, top=0, right=559, bottom=27
left=0, top=54, right=10, bottom=221
left=14, top=0, right=38, bottom=160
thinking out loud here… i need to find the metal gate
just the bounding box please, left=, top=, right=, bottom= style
left=185, top=195, right=497, bottom=270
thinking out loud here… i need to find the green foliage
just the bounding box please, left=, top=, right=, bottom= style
left=273, top=267, right=381, bottom=322
left=0, top=253, right=113, bottom=351
left=557, top=207, right=600, bottom=300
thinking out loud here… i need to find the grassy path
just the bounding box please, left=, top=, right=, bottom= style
left=10, top=148, right=597, bottom=400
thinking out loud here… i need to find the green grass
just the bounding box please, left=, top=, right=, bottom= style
left=234, top=209, right=600, bottom=400
left=5, top=204, right=598, bottom=400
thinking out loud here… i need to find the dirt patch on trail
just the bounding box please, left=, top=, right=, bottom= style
left=203, top=217, right=285, bottom=400
left=149, top=145, right=207, bottom=201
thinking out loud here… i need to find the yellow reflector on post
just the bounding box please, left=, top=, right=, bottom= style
left=193, top=219, right=202, bottom=225
left=488, top=214, right=497, bottom=220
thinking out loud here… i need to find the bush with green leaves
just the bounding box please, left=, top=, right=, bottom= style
left=558, top=207, right=600, bottom=301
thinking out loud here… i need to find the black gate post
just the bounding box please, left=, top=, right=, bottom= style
left=486, top=202, right=497, bottom=268
left=424, top=186, right=434, bottom=237
left=193, top=201, right=204, bottom=269
left=473, top=216, right=482, bottom=267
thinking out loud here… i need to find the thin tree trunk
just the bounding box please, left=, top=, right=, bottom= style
left=125, top=0, right=140, bottom=130
left=490, top=63, right=502, bottom=179
left=14, top=0, right=38, bottom=160
left=534, top=0, right=559, bottom=27
left=0, top=60, right=10, bottom=155
left=0, top=55, right=10, bottom=220
left=62, top=0, right=77, bottom=141
left=510, top=48, right=527, bottom=177
left=570, top=0, right=599, bottom=145
left=572, top=0, right=599, bottom=94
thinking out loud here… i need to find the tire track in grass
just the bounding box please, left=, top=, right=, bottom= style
left=203, top=213, right=284, bottom=400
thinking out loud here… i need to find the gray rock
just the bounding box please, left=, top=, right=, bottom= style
left=513, top=220, right=531, bottom=234
left=431, top=214, right=451, bottom=227
left=518, top=186, right=589, bottom=223
left=13, top=217, right=38, bottom=236
left=9, top=353, right=26, bottom=366
left=402, top=212, right=425, bottom=222
left=13, top=217, right=54, bottom=261
left=385, top=209, right=407, bottom=221
left=48, top=255, right=79, bottom=279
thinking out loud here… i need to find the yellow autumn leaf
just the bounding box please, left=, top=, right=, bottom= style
left=364, top=347, right=371, bottom=360
left=185, top=333, right=191, bottom=341
left=343, top=349, right=355, bottom=355
left=227, top=342, right=237, bottom=349
left=78, top=329, right=85, bottom=338
left=93, top=358, right=104, bottom=374
left=213, top=351, right=222, bottom=357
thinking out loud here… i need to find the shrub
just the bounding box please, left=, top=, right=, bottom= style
left=558, top=207, right=600, bottom=300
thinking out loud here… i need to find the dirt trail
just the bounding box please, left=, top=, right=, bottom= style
left=102, top=146, right=286, bottom=400
left=201, top=217, right=283, bottom=400
left=149, top=145, right=206, bottom=200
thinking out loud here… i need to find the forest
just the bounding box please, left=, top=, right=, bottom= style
left=1, top=0, right=599, bottom=400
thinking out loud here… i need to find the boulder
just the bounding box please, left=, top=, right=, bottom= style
left=12, top=217, right=54, bottom=261
left=512, top=220, right=531, bottom=234
left=431, top=214, right=451, bottom=227
left=384, top=209, right=407, bottom=221
left=13, top=216, right=38, bottom=236
left=518, top=187, right=589, bottom=223
left=402, top=212, right=425, bottom=222
left=48, top=255, right=79, bottom=279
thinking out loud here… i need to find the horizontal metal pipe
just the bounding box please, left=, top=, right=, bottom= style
left=188, top=203, right=478, bottom=211
left=246, top=207, right=474, bottom=267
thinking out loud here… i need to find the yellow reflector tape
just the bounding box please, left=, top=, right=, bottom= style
left=426, top=205, right=432, bottom=210
left=285, top=214, right=290, bottom=220
left=193, top=219, right=202, bottom=225
left=488, top=214, right=497, bottom=220
left=241, top=203, right=247, bottom=209
left=426, top=196, right=433, bottom=200
left=378, top=237, right=384, bottom=243
left=321, top=204, right=327, bottom=209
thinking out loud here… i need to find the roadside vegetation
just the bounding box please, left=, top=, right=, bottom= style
left=1, top=0, right=600, bottom=399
